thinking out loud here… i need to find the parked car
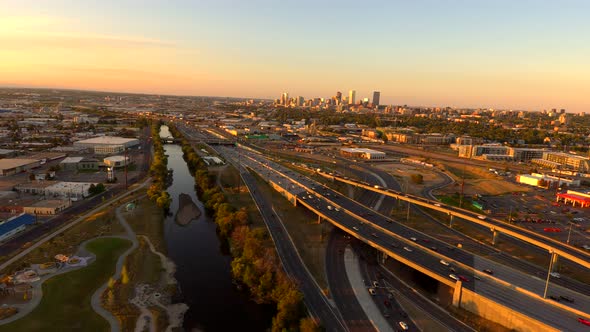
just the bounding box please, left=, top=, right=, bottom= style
left=368, top=288, right=376, bottom=295
left=398, top=321, right=409, bottom=330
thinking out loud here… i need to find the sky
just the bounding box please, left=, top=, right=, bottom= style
left=1, top=0, right=589, bottom=112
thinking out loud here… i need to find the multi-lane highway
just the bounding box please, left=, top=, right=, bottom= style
left=219, top=145, right=590, bottom=331
left=322, top=172, right=590, bottom=270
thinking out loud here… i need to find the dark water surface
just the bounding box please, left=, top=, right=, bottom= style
left=160, top=126, right=273, bottom=332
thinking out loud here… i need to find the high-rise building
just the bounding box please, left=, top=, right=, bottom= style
left=372, top=91, right=380, bottom=106
left=335, top=91, right=342, bottom=104
left=348, top=90, right=356, bottom=105
left=296, top=96, right=304, bottom=107
left=281, top=92, right=289, bottom=106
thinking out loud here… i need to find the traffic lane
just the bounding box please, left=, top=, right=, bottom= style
left=374, top=264, right=475, bottom=332
left=358, top=256, right=417, bottom=331
left=326, top=230, right=376, bottom=332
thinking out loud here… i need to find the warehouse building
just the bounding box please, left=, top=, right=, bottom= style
left=73, top=136, right=140, bottom=155
left=23, top=200, right=72, bottom=215
left=340, top=148, right=386, bottom=160
left=0, top=159, right=40, bottom=176
left=0, top=214, right=35, bottom=242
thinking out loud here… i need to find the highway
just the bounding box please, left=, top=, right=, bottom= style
left=219, top=145, right=590, bottom=331
left=322, top=173, right=590, bottom=271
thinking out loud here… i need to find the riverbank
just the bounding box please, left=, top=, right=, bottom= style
left=170, top=124, right=317, bottom=331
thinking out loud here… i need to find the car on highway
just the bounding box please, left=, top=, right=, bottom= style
left=477, top=215, right=486, bottom=220
left=549, top=295, right=560, bottom=301
left=390, top=242, right=399, bottom=248
left=430, top=246, right=438, bottom=251
left=550, top=272, right=561, bottom=279
left=334, top=207, right=340, bottom=212
left=578, top=318, right=590, bottom=326
left=353, top=226, right=359, bottom=231
left=482, top=269, right=493, bottom=275
left=440, top=260, right=450, bottom=266
left=449, top=274, right=459, bottom=281
left=371, top=233, right=379, bottom=238
left=403, top=247, right=413, bottom=252
left=560, top=295, right=575, bottom=303
left=327, top=205, right=333, bottom=210
left=368, top=288, right=376, bottom=295
left=434, top=203, right=441, bottom=207
left=398, top=321, right=409, bottom=330
left=410, top=237, right=417, bottom=242
left=458, top=275, right=470, bottom=282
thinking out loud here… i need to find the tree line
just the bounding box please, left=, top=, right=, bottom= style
left=168, top=124, right=321, bottom=332
left=147, top=121, right=172, bottom=210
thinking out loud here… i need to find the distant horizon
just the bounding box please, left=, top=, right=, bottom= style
left=0, top=84, right=580, bottom=113
left=2, top=1, right=589, bottom=113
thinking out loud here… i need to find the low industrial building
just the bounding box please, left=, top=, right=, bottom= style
left=61, top=156, right=99, bottom=171
left=0, top=158, right=40, bottom=176
left=23, top=200, right=71, bottom=215
left=45, top=182, right=97, bottom=200
left=516, top=173, right=580, bottom=188
left=340, top=148, right=386, bottom=160
left=0, top=214, right=35, bottom=242
left=73, top=136, right=140, bottom=155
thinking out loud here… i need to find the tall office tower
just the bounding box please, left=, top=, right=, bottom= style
left=372, top=91, right=381, bottom=106
left=296, top=96, right=304, bottom=107
left=336, top=91, right=342, bottom=103
left=348, top=90, right=356, bottom=105
left=281, top=92, right=289, bottom=106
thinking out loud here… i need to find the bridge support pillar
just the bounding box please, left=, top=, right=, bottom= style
left=452, top=280, right=463, bottom=307
left=550, top=252, right=559, bottom=271
left=449, top=214, right=454, bottom=228
left=317, top=215, right=322, bottom=224
left=492, top=229, right=499, bottom=245
left=381, top=251, right=387, bottom=264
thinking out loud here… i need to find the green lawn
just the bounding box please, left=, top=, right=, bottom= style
left=0, top=237, right=132, bottom=332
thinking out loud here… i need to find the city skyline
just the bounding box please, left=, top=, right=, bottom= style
left=1, top=1, right=590, bottom=112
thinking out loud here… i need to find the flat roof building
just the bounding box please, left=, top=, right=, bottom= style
left=23, top=200, right=72, bottom=215
left=73, top=136, right=140, bottom=155
left=340, top=148, right=386, bottom=160
left=0, top=159, right=40, bottom=176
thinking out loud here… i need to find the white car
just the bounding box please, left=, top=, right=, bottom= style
left=439, top=260, right=450, bottom=266
left=477, top=215, right=486, bottom=220
left=550, top=272, right=561, bottom=279
left=434, top=203, right=441, bottom=207
left=398, top=321, right=409, bottom=330
left=353, top=226, right=359, bottom=231
left=410, top=237, right=417, bottom=242
left=449, top=274, right=459, bottom=281
left=327, top=205, right=333, bottom=210
left=368, top=288, right=376, bottom=295
left=403, top=247, right=413, bottom=252
left=334, top=207, right=340, bottom=212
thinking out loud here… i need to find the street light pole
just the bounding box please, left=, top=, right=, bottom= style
left=543, top=251, right=555, bottom=299
left=566, top=222, right=573, bottom=244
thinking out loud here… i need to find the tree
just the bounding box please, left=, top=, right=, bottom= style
left=300, top=317, right=322, bottom=332
left=410, top=173, right=423, bottom=184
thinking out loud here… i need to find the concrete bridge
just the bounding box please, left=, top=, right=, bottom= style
left=316, top=171, right=590, bottom=270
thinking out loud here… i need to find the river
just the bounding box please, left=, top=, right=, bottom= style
left=160, top=125, right=274, bottom=331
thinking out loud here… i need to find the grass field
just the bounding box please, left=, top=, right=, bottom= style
left=0, top=237, right=131, bottom=332
left=2, top=208, right=126, bottom=273
left=123, top=195, right=166, bottom=253
left=251, top=172, right=329, bottom=291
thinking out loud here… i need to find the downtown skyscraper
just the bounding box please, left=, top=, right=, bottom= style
left=348, top=90, right=356, bottom=105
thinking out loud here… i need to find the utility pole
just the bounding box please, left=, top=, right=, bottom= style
left=124, top=147, right=128, bottom=190
left=543, top=251, right=555, bottom=299
left=459, top=162, right=466, bottom=208
left=566, top=222, right=573, bottom=244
